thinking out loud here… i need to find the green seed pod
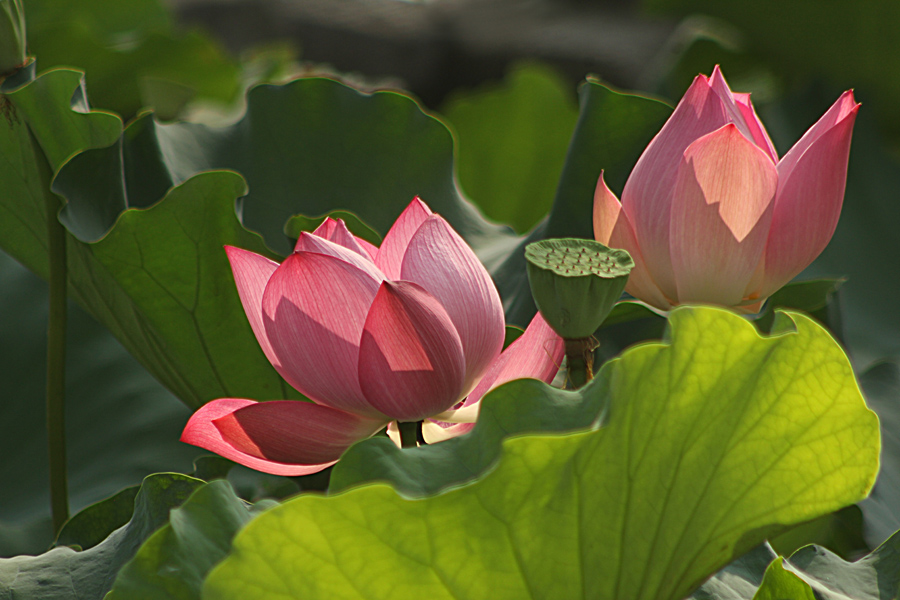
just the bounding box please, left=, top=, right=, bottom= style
left=0, top=0, right=26, bottom=76
left=525, top=238, right=633, bottom=340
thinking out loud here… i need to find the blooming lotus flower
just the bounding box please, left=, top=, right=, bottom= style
left=594, top=66, right=859, bottom=311
left=181, top=198, right=564, bottom=475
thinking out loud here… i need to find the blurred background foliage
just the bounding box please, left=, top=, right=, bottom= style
left=2, top=0, right=898, bottom=565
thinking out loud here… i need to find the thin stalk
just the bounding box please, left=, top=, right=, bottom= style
left=565, top=337, right=598, bottom=390
left=44, top=171, right=69, bottom=533
left=397, top=421, right=419, bottom=449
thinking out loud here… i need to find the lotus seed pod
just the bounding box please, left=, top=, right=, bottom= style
left=525, top=238, right=633, bottom=340
left=0, top=0, right=25, bottom=76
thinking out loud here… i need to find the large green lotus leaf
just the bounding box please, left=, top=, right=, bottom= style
left=79, top=170, right=300, bottom=407
left=204, top=307, right=878, bottom=600
left=26, top=0, right=240, bottom=119
left=440, top=62, right=579, bottom=233
left=0, top=473, right=202, bottom=598
left=107, top=480, right=274, bottom=600
left=0, top=251, right=199, bottom=557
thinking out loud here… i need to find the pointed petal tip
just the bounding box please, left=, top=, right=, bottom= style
left=408, top=196, right=433, bottom=214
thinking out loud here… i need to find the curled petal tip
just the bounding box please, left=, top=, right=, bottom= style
left=182, top=398, right=385, bottom=476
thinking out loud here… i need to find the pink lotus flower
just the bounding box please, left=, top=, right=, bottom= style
left=181, top=198, right=564, bottom=475
left=594, top=66, right=859, bottom=311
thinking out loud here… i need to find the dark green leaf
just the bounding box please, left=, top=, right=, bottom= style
left=689, top=544, right=778, bottom=600
left=440, top=61, right=578, bottom=233
left=55, top=485, right=140, bottom=551
left=693, top=529, right=900, bottom=600
left=752, top=559, right=816, bottom=600
left=859, top=360, right=900, bottom=547
left=544, top=78, right=671, bottom=240
left=502, top=324, right=524, bottom=349
left=77, top=171, right=300, bottom=408
left=0, top=473, right=203, bottom=598
left=107, top=480, right=269, bottom=600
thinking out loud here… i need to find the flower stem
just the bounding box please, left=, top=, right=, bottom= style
left=565, top=337, right=598, bottom=390
left=44, top=173, right=69, bottom=533
left=397, top=421, right=419, bottom=449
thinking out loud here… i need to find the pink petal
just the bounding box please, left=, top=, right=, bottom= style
left=400, top=215, right=506, bottom=395
left=294, top=232, right=386, bottom=282
left=708, top=66, right=779, bottom=163
left=622, top=72, right=730, bottom=299
left=181, top=398, right=386, bottom=476
left=593, top=173, right=673, bottom=310
left=375, top=197, right=432, bottom=279
left=760, top=94, right=859, bottom=298
left=304, top=217, right=372, bottom=260
left=261, top=251, right=385, bottom=417
left=424, top=311, right=564, bottom=443
left=669, top=124, right=778, bottom=306
left=225, top=246, right=282, bottom=370
left=358, top=281, right=466, bottom=421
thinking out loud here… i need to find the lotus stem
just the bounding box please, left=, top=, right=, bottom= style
left=44, top=169, right=69, bottom=533
left=565, top=337, right=598, bottom=389
left=397, top=421, right=419, bottom=449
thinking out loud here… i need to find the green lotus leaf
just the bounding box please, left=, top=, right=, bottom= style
left=440, top=61, right=578, bottom=233
left=0, top=68, right=122, bottom=277
left=0, top=473, right=203, bottom=598
left=107, top=480, right=273, bottom=600
left=208, top=307, right=879, bottom=600
left=752, top=559, right=816, bottom=600
left=79, top=170, right=299, bottom=407
left=858, top=360, right=900, bottom=547
left=691, top=528, right=900, bottom=599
